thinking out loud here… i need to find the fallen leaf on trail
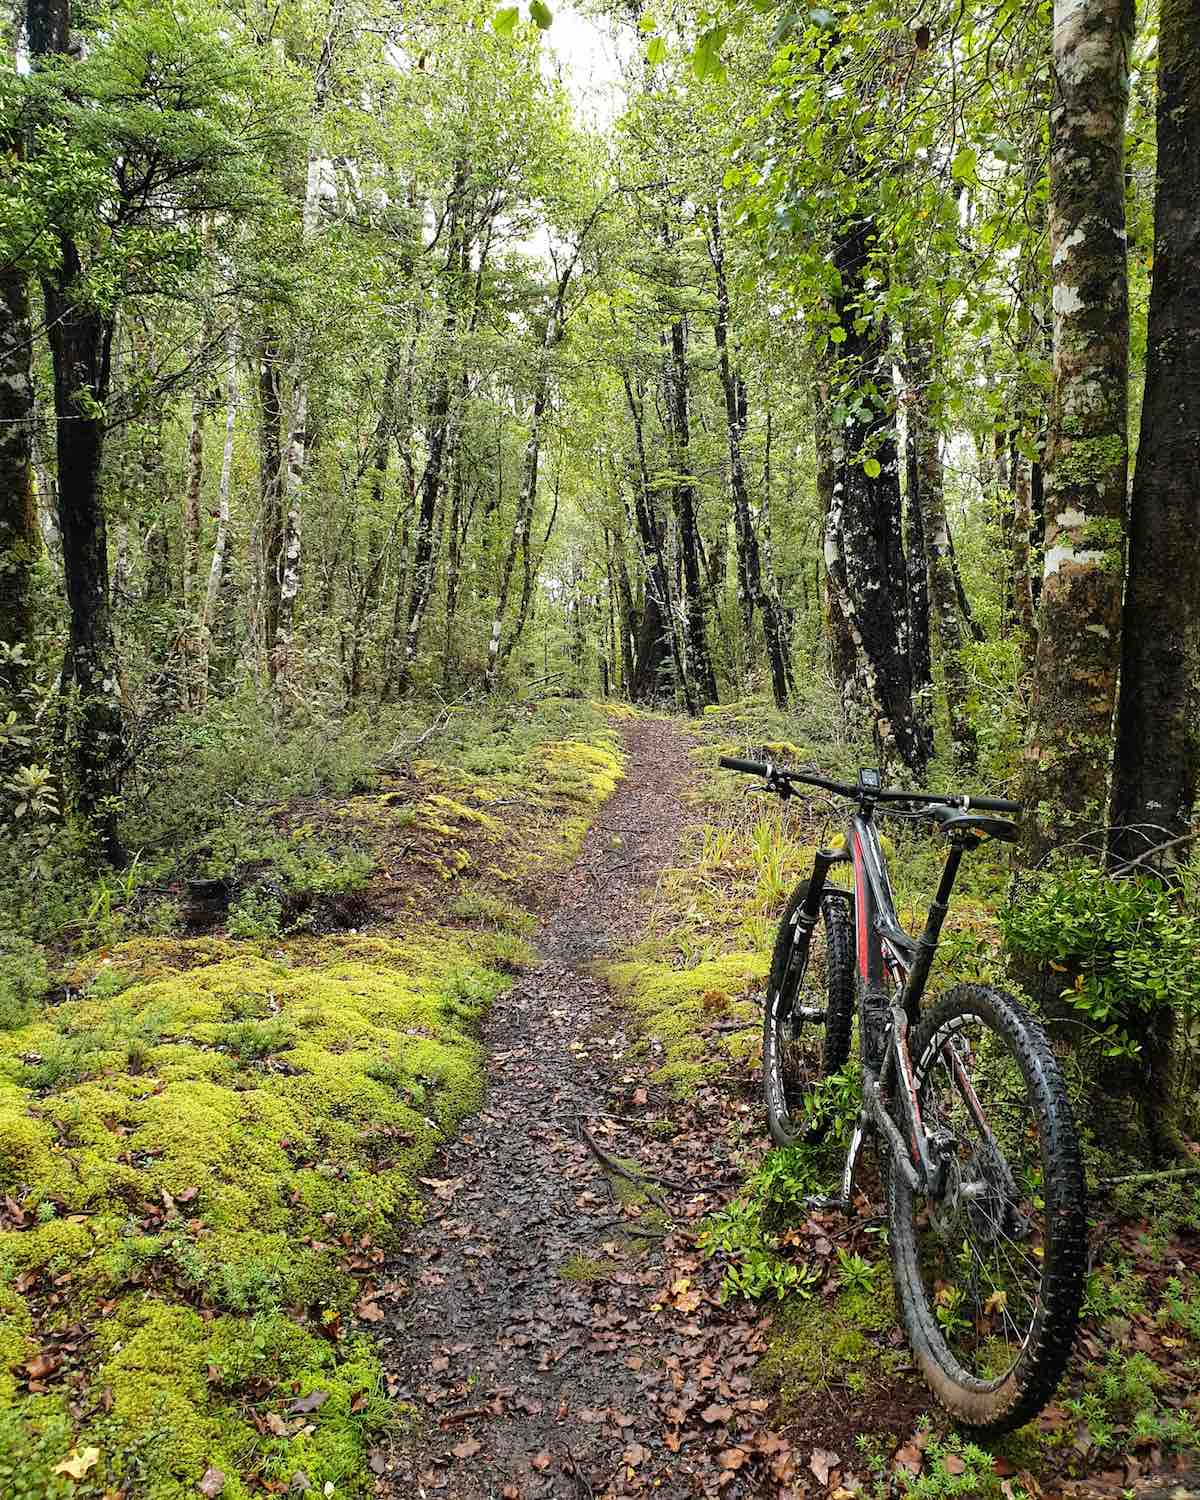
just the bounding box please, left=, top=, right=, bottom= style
left=356, top=1300, right=384, bottom=1322
left=943, top=1454, right=966, bottom=1476
left=418, top=1176, right=464, bottom=1201
left=623, top=1443, right=650, bottom=1467
left=266, top=1414, right=291, bottom=1436
left=54, top=1448, right=101, bottom=1481
left=290, top=1472, right=312, bottom=1493
left=700, top=1404, right=734, bottom=1425
left=810, top=1448, right=840, bottom=1485
left=894, top=1442, right=923, bottom=1476
left=288, top=1391, right=329, bottom=1415
left=452, top=1438, right=481, bottom=1460
left=530, top=1452, right=552, bottom=1472
left=25, top=1352, right=61, bottom=1381
left=718, top=1448, right=747, bottom=1471
left=198, top=1468, right=225, bottom=1497
left=368, top=1452, right=387, bottom=1476
left=632, top=1088, right=648, bottom=1105
left=663, top=1431, right=682, bottom=1453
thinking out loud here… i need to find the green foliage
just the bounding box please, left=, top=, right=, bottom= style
left=1001, top=860, right=1200, bottom=1056
left=0, top=935, right=50, bottom=1030
left=221, top=888, right=275, bottom=941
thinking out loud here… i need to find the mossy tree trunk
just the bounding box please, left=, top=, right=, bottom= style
left=1020, top=0, right=1133, bottom=863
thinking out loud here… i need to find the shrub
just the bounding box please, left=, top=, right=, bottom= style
left=1001, top=859, right=1200, bottom=1058
left=0, top=935, right=51, bottom=1029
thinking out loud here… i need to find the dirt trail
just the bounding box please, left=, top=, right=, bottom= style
left=375, top=717, right=784, bottom=1499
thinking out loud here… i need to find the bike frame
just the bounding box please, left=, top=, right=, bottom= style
left=798, top=797, right=972, bottom=1209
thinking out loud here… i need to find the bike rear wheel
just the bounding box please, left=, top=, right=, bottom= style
left=762, top=878, right=855, bottom=1147
left=887, top=983, right=1086, bottom=1434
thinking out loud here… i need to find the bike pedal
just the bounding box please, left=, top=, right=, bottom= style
left=803, top=1195, right=851, bottom=1215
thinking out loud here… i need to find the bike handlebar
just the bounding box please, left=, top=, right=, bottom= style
left=717, top=755, right=1021, bottom=815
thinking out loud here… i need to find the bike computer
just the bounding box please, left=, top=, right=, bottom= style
left=858, top=767, right=881, bottom=794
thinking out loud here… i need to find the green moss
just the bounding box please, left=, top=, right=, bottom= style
left=760, top=1277, right=898, bottom=1404
left=0, top=930, right=506, bottom=1497
left=1055, top=433, right=1126, bottom=489
left=559, top=1254, right=614, bottom=1282
left=607, top=952, right=768, bottom=1097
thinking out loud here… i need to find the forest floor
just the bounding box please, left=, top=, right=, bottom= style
left=6, top=701, right=1200, bottom=1500
left=365, top=711, right=1200, bottom=1500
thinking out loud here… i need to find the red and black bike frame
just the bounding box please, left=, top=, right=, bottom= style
left=798, top=800, right=970, bottom=1199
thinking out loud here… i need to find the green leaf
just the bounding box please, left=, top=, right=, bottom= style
left=951, top=145, right=977, bottom=184
left=863, top=457, right=881, bottom=478
left=646, top=35, right=667, bottom=64
left=638, top=12, right=658, bottom=31
left=829, top=326, right=847, bottom=344
left=992, top=138, right=1020, bottom=164
left=529, top=0, right=553, bottom=29
left=493, top=5, right=519, bottom=37
left=690, top=24, right=727, bottom=82
left=808, top=7, right=837, bottom=29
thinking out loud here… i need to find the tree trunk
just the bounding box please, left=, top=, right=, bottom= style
left=199, top=331, right=238, bottom=705
left=1021, top=0, right=1133, bottom=862
left=1011, top=453, right=1038, bottom=668
left=181, top=351, right=207, bottom=706
left=0, top=266, right=38, bottom=710
left=258, top=329, right=285, bottom=680
left=912, top=363, right=936, bottom=768
left=708, top=204, right=789, bottom=708
left=29, top=0, right=123, bottom=861
left=622, top=374, right=688, bottom=708
left=815, top=383, right=858, bottom=724
left=667, top=319, right=717, bottom=710
left=825, top=218, right=921, bottom=774
left=1109, top=0, right=1200, bottom=870
left=486, top=362, right=549, bottom=692
left=907, top=329, right=976, bottom=771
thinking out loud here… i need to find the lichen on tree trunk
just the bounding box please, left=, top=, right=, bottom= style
left=1021, top=0, right=1133, bottom=862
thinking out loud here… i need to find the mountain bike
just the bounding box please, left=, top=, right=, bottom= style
left=719, top=756, right=1086, bottom=1434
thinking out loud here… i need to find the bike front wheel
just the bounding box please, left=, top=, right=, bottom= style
left=887, top=983, right=1086, bottom=1434
left=762, top=878, right=855, bottom=1147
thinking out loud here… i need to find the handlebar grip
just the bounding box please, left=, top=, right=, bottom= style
left=968, top=795, right=1022, bottom=814
left=719, top=755, right=769, bottom=777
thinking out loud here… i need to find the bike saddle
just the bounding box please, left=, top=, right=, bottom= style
left=928, top=805, right=1019, bottom=844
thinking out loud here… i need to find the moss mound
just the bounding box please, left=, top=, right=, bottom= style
left=0, top=931, right=505, bottom=1496
left=607, top=951, right=767, bottom=1096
